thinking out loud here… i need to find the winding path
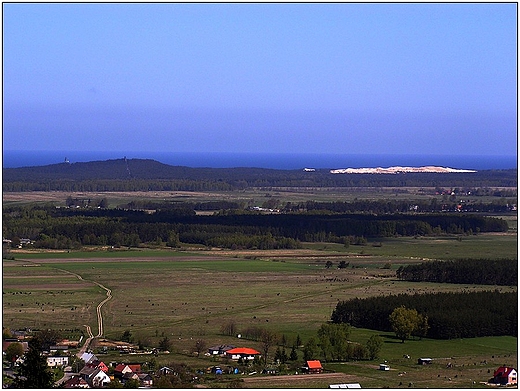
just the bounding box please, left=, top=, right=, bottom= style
left=53, top=267, right=112, bottom=357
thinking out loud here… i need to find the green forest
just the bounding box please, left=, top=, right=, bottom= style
left=331, top=291, right=517, bottom=339
left=2, top=204, right=509, bottom=250
left=396, top=258, right=517, bottom=285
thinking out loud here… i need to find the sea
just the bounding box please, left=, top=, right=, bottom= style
left=2, top=150, right=517, bottom=170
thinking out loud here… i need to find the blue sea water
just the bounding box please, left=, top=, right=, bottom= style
left=2, top=150, right=517, bottom=170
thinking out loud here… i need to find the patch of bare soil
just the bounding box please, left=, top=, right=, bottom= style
left=242, top=372, right=359, bottom=387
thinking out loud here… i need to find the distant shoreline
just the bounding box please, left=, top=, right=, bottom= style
left=2, top=150, right=516, bottom=170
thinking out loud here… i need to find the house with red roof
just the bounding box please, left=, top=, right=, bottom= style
left=493, top=366, right=517, bottom=385
left=63, top=375, right=89, bottom=389
left=224, top=347, right=261, bottom=361
left=304, top=360, right=323, bottom=374
left=85, top=359, right=109, bottom=373
left=114, top=363, right=141, bottom=376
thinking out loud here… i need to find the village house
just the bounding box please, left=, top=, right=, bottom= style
left=224, top=347, right=261, bottom=361
left=303, top=360, right=323, bottom=374
left=46, top=355, right=69, bottom=367
left=79, top=352, right=97, bottom=364
left=79, top=366, right=98, bottom=380
left=207, top=344, right=235, bottom=356
left=114, top=363, right=142, bottom=376
left=89, top=368, right=111, bottom=388
left=79, top=366, right=111, bottom=388
left=63, top=375, right=89, bottom=389
left=49, top=344, right=69, bottom=354
left=138, top=372, right=154, bottom=387
left=493, top=366, right=517, bottom=385
left=84, top=359, right=109, bottom=373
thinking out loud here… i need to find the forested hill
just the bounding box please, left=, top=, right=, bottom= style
left=3, top=158, right=287, bottom=181
left=3, top=158, right=517, bottom=191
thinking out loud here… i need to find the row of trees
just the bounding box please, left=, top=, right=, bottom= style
left=292, top=199, right=516, bottom=214
left=396, top=258, right=517, bottom=286
left=331, top=291, right=517, bottom=339
left=303, top=324, right=383, bottom=362
left=220, top=320, right=383, bottom=364
left=3, top=205, right=509, bottom=250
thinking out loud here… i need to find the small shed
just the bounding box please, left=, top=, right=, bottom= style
left=417, top=358, right=432, bottom=365
left=379, top=364, right=390, bottom=371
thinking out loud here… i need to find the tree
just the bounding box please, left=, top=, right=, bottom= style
left=220, top=320, right=238, bottom=336
left=121, top=330, right=133, bottom=343
left=33, top=329, right=62, bottom=351
left=123, top=378, right=140, bottom=388
left=365, top=335, right=383, bottom=360
left=159, top=336, right=172, bottom=351
left=289, top=345, right=298, bottom=361
left=413, top=314, right=429, bottom=340
left=5, top=342, right=24, bottom=365
left=106, top=378, right=124, bottom=388
left=14, top=337, right=54, bottom=388
left=166, top=231, right=180, bottom=248
left=325, top=261, right=333, bottom=269
left=98, top=198, right=109, bottom=208
left=260, top=329, right=277, bottom=366
left=389, top=306, right=421, bottom=343
left=3, top=327, right=13, bottom=339
left=303, top=337, right=319, bottom=361
left=317, top=323, right=350, bottom=361
left=193, top=339, right=207, bottom=357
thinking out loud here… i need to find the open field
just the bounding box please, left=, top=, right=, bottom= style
left=3, top=187, right=517, bottom=207
left=3, top=235, right=517, bottom=388
left=303, top=233, right=518, bottom=260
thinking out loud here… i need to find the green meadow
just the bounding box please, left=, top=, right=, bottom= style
left=3, top=230, right=517, bottom=388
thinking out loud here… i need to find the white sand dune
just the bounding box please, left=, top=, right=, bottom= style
left=330, top=166, right=477, bottom=174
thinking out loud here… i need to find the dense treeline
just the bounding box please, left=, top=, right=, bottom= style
left=3, top=159, right=517, bottom=191
left=121, top=198, right=515, bottom=214
left=396, top=258, right=517, bottom=286
left=2, top=205, right=509, bottom=250
left=295, top=199, right=516, bottom=214
left=331, top=291, right=517, bottom=339
left=122, top=199, right=246, bottom=211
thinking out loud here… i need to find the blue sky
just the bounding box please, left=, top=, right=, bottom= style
left=3, top=3, right=517, bottom=156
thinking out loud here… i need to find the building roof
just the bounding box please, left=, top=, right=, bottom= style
left=226, top=347, right=261, bottom=355
left=64, top=375, right=89, bottom=388
left=494, top=367, right=517, bottom=377
left=208, top=344, right=235, bottom=352
left=307, top=360, right=323, bottom=369
left=128, top=364, right=141, bottom=373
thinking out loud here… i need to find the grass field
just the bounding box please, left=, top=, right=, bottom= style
left=3, top=230, right=517, bottom=388
left=304, top=233, right=518, bottom=260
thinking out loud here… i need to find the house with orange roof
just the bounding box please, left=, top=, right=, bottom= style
left=224, top=347, right=261, bottom=361
left=304, top=360, right=323, bottom=374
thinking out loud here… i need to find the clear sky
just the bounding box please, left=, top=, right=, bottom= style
left=3, top=3, right=517, bottom=156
